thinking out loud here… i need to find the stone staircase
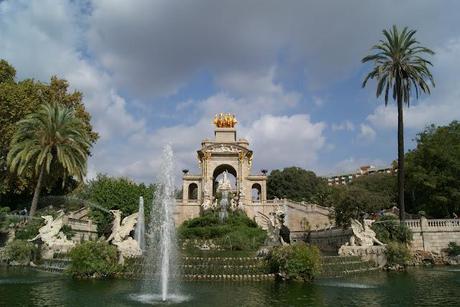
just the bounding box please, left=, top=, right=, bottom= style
left=319, top=255, right=380, bottom=278
left=35, top=258, right=71, bottom=273
left=125, top=256, right=274, bottom=281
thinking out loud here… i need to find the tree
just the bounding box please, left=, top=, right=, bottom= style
left=362, top=26, right=435, bottom=220
left=351, top=173, right=396, bottom=204
left=7, top=103, right=91, bottom=217
left=405, top=121, right=460, bottom=217
left=333, top=185, right=392, bottom=227
left=0, top=60, right=15, bottom=83
left=78, top=174, right=155, bottom=236
left=267, top=167, right=327, bottom=202
left=0, top=60, right=98, bottom=203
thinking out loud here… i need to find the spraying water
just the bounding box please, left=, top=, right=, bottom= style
left=134, top=196, right=146, bottom=251
left=136, top=144, right=182, bottom=303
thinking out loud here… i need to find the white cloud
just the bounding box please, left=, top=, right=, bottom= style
left=94, top=74, right=324, bottom=182
left=358, top=124, right=376, bottom=142
left=332, top=120, right=355, bottom=132
left=243, top=114, right=326, bottom=171
left=86, top=0, right=458, bottom=96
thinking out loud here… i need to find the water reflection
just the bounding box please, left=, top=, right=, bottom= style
left=0, top=267, right=459, bottom=306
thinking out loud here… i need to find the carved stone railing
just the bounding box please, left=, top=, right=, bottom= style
left=403, top=218, right=460, bottom=231
left=403, top=219, right=421, bottom=229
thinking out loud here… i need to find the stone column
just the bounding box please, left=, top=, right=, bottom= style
left=420, top=216, right=428, bottom=251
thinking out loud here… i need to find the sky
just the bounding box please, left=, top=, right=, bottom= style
left=1, top=0, right=460, bottom=184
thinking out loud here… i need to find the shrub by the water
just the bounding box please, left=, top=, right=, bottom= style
left=5, top=239, right=36, bottom=264
left=371, top=215, right=412, bottom=244
left=68, top=241, right=119, bottom=278
left=385, top=242, right=412, bottom=267
left=447, top=242, right=460, bottom=257
left=267, top=244, right=321, bottom=282
left=178, top=211, right=266, bottom=251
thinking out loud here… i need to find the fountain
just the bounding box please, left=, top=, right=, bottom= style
left=132, top=144, right=185, bottom=304
left=134, top=196, right=146, bottom=251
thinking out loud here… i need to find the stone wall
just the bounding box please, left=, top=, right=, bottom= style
left=174, top=200, right=201, bottom=225
left=307, top=227, right=353, bottom=252
left=404, top=218, right=460, bottom=253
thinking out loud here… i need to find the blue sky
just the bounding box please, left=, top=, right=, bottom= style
left=1, top=0, right=460, bottom=183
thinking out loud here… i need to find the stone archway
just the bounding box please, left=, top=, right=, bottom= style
left=251, top=183, right=262, bottom=201
left=188, top=183, right=198, bottom=200
left=212, top=164, right=237, bottom=196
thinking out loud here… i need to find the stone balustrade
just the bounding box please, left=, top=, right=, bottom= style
left=403, top=217, right=460, bottom=253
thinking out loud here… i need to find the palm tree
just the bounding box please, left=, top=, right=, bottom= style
left=7, top=102, right=91, bottom=217
left=362, top=25, right=435, bottom=221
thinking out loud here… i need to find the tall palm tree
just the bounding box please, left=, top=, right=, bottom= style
left=362, top=25, right=435, bottom=221
left=7, top=102, right=91, bottom=217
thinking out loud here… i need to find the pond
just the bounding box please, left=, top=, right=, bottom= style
left=1, top=266, right=459, bottom=306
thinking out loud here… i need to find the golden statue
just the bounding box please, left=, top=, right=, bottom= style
left=213, top=113, right=238, bottom=128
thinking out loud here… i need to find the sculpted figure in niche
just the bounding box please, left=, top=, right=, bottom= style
left=217, top=170, right=232, bottom=191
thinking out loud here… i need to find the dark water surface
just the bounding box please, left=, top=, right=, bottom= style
left=1, top=266, right=459, bottom=306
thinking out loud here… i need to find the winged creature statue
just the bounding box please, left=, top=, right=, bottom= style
left=257, top=208, right=289, bottom=246
left=107, top=210, right=141, bottom=262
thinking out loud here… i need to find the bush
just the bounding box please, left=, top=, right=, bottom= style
left=5, top=240, right=36, bottom=263
left=178, top=211, right=266, bottom=251
left=68, top=241, right=120, bottom=278
left=385, top=242, right=412, bottom=266
left=447, top=242, right=460, bottom=257
left=268, top=244, right=321, bottom=282
left=371, top=215, right=412, bottom=244
left=14, top=218, right=44, bottom=240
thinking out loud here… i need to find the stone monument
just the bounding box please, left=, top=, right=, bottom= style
left=106, top=210, right=142, bottom=263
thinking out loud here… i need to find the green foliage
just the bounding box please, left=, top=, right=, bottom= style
left=362, top=25, right=435, bottom=107
left=68, top=241, right=120, bottom=279
left=371, top=215, right=412, bottom=244
left=0, top=60, right=98, bottom=204
left=178, top=211, right=266, bottom=251
left=5, top=239, right=36, bottom=263
left=61, top=224, right=75, bottom=240
left=405, top=121, right=460, bottom=217
left=0, top=206, right=11, bottom=230
left=447, top=242, right=460, bottom=257
left=78, top=174, right=155, bottom=236
left=0, top=59, right=16, bottom=83
left=267, top=167, right=327, bottom=202
left=385, top=242, right=412, bottom=266
left=351, top=173, right=396, bottom=204
left=14, top=218, right=44, bottom=240
left=333, top=185, right=392, bottom=227
left=268, top=244, right=321, bottom=282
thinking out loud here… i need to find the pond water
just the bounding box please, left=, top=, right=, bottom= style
left=1, top=266, right=460, bottom=306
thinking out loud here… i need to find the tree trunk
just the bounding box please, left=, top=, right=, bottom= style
left=397, top=93, right=405, bottom=221
left=29, top=163, right=45, bottom=219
